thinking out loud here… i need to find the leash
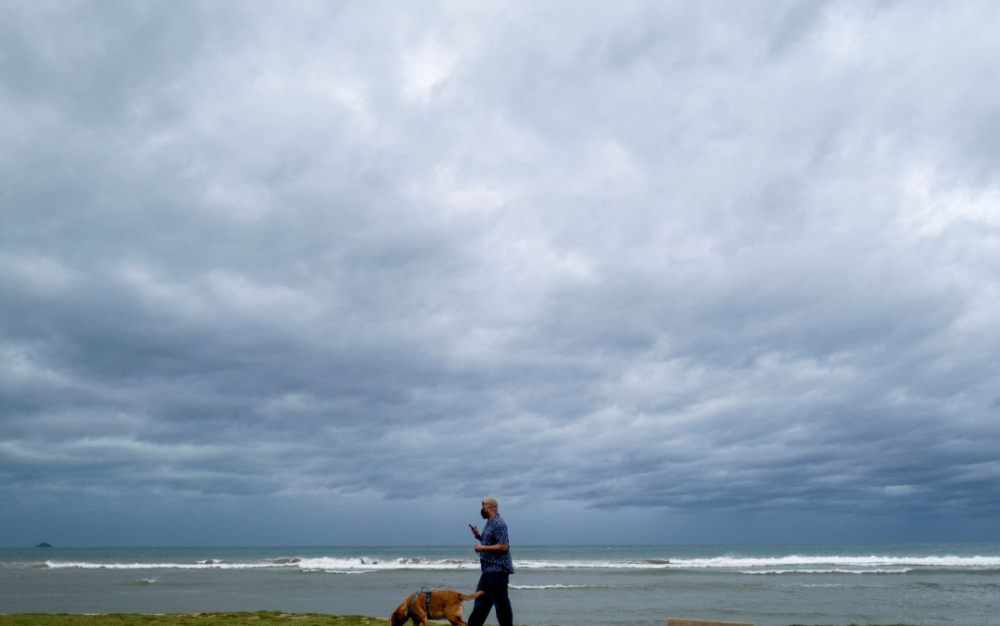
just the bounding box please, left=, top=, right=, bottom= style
left=407, top=587, right=436, bottom=619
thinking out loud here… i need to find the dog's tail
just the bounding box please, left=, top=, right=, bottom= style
left=458, top=591, right=485, bottom=601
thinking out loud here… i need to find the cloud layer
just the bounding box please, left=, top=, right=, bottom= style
left=2, top=0, right=999, bottom=545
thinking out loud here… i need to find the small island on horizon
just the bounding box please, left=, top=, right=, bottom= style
left=35, top=542, right=53, bottom=548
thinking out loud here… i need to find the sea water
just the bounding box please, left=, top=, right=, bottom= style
left=2, top=544, right=999, bottom=626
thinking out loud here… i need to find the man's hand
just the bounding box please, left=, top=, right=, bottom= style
left=470, top=524, right=482, bottom=540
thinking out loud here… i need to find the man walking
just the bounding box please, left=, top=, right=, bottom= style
left=468, top=498, right=514, bottom=626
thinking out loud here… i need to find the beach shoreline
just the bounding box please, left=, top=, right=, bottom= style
left=2, top=544, right=987, bottom=626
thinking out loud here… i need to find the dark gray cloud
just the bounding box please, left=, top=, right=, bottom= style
left=2, top=0, right=999, bottom=546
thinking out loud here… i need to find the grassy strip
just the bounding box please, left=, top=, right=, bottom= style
left=0, top=615, right=928, bottom=626
left=0, top=613, right=383, bottom=626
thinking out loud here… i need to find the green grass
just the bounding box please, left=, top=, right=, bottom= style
left=0, top=615, right=933, bottom=626
left=0, top=613, right=385, bottom=626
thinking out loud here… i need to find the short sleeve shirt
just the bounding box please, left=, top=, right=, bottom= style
left=479, top=515, right=515, bottom=574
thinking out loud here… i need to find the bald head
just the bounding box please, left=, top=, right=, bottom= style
left=480, top=498, right=499, bottom=520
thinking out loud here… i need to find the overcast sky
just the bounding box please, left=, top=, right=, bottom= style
left=2, top=1, right=999, bottom=547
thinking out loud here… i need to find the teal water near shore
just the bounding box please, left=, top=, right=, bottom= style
left=2, top=544, right=999, bottom=626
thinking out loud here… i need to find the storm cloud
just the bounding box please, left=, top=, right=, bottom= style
left=2, top=0, right=999, bottom=546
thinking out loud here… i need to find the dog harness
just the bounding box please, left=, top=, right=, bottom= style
left=408, top=587, right=435, bottom=620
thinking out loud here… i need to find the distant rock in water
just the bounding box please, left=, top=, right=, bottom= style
left=36, top=542, right=53, bottom=548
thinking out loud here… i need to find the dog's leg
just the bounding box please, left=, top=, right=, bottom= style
left=446, top=603, right=466, bottom=626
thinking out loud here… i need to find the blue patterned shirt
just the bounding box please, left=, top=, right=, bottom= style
left=479, top=515, right=514, bottom=574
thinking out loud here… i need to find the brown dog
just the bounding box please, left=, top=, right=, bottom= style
left=390, top=589, right=485, bottom=626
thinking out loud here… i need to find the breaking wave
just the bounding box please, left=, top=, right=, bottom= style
left=667, top=555, right=1000, bottom=570
left=41, top=554, right=1000, bottom=574
left=43, top=556, right=481, bottom=573
left=741, top=568, right=914, bottom=575
left=511, top=584, right=614, bottom=590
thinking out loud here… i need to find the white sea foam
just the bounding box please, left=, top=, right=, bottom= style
left=41, top=554, right=1000, bottom=573
left=665, top=555, right=1000, bottom=569
left=45, top=561, right=280, bottom=570
left=511, top=584, right=613, bottom=590
left=294, top=557, right=480, bottom=572
left=741, top=568, right=914, bottom=575
left=43, top=556, right=479, bottom=573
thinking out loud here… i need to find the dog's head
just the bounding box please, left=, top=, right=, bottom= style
left=390, top=599, right=411, bottom=626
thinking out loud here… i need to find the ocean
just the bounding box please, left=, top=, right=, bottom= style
left=2, top=544, right=999, bottom=626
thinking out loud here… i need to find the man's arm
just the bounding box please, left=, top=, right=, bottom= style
left=475, top=543, right=508, bottom=553
left=475, top=520, right=509, bottom=552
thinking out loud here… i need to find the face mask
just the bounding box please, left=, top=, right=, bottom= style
left=480, top=508, right=489, bottom=519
